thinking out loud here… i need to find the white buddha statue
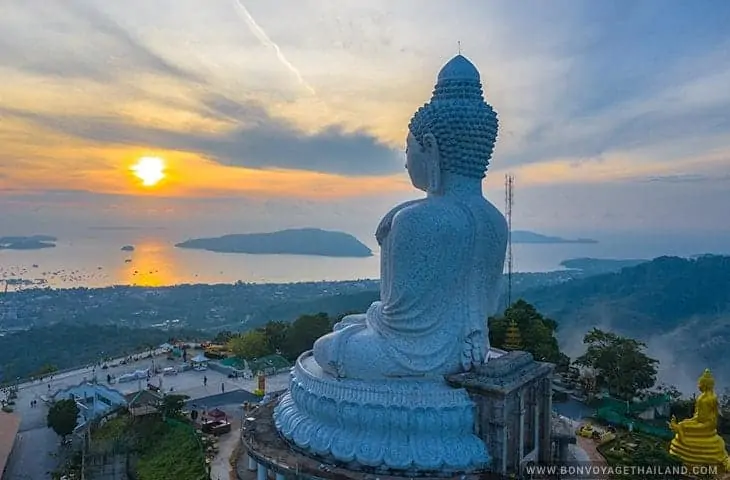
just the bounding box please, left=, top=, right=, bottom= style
left=313, top=54, right=508, bottom=380
left=274, top=55, right=507, bottom=474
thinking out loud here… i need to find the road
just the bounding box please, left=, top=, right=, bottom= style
left=4, top=352, right=290, bottom=479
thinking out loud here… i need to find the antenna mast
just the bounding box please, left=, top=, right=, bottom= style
left=505, top=173, right=515, bottom=308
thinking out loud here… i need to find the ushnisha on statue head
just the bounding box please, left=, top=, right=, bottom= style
left=405, top=54, right=499, bottom=194
left=698, top=368, right=715, bottom=392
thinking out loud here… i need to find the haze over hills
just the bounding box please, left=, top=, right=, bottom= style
left=1, top=254, right=727, bottom=392
left=517, top=255, right=730, bottom=392
left=175, top=228, right=373, bottom=257
left=258, top=254, right=730, bottom=393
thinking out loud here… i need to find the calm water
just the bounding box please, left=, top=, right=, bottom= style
left=1, top=231, right=729, bottom=289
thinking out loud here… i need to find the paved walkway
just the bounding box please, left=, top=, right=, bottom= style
left=4, top=352, right=290, bottom=479
left=208, top=414, right=241, bottom=480
left=575, top=436, right=607, bottom=464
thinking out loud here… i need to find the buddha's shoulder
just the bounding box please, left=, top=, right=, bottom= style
left=393, top=199, right=479, bottom=227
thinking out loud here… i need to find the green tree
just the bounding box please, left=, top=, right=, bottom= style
left=47, top=398, right=80, bottom=442
left=35, top=363, right=58, bottom=379
left=228, top=330, right=273, bottom=359
left=161, top=394, right=189, bottom=419
left=258, top=321, right=289, bottom=353
left=212, top=330, right=235, bottom=344
left=280, top=313, right=332, bottom=360
left=719, top=387, right=730, bottom=434
left=488, top=300, right=569, bottom=368
left=655, top=383, right=683, bottom=402
left=574, top=328, right=658, bottom=400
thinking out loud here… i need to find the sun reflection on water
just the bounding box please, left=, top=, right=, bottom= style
left=118, top=240, right=183, bottom=287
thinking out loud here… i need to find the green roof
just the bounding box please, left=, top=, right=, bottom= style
left=220, top=354, right=291, bottom=372
left=247, top=354, right=291, bottom=374
left=597, top=394, right=670, bottom=415
left=219, top=357, right=244, bottom=368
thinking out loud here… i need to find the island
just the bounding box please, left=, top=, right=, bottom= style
left=559, top=257, right=648, bottom=274
left=511, top=230, right=598, bottom=244
left=0, top=235, right=57, bottom=250
left=175, top=228, right=373, bottom=258
left=121, top=245, right=135, bottom=252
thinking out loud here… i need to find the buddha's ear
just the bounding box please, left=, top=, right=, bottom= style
left=422, top=133, right=442, bottom=194
left=422, top=132, right=437, bottom=154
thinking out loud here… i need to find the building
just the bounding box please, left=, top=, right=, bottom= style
left=503, top=320, right=524, bottom=351
left=0, top=412, right=20, bottom=479
left=447, top=351, right=555, bottom=477
left=53, top=382, right=128, bottom=429
left=125, top=389, right=164, bottom=417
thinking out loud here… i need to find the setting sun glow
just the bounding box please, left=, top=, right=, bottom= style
left=131, top=156, right=166, bottom=187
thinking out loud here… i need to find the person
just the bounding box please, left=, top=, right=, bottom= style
left=203, top=376, right=207, bottom=387
left=221, top=382, right=225, bottom=393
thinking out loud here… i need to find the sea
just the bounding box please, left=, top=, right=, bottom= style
left=1, top=230, right=729, bottom=290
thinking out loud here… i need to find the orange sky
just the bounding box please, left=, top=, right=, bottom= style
left=2, top=1, right=730, bottom=235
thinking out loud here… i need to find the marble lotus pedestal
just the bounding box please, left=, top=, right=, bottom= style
left=274, top=353, right=488, bottom=473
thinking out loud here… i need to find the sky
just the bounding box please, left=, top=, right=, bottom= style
left=1, top=0, right=730, bottom=243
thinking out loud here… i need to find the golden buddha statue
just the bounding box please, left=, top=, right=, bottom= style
left=668, top=369, right=730, bottom=469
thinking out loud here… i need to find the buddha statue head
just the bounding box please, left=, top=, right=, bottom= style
left=406, top=54, right=499, bottom=194
left=698, top=368, right=715, bottom=393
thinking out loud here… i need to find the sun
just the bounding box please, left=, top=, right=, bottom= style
left=131, top=156, right=165, bottom=187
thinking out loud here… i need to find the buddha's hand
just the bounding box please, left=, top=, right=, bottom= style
left=375, top=215, right=392, bottom=246
left=669, top=415, right=678, bottom=431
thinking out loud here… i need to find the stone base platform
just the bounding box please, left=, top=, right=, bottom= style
left=241, top=401, right=506, bottom=480
left=272, top=352, right=488, bottom=475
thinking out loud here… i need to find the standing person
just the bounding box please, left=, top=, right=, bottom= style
left=203, top=376, right=207, bottom=387
left=221, top=382, right=225, bottom=393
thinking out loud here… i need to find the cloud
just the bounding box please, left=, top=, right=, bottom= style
left=641, top=173, right=730, bottom=184
left=0, top=0, right=201, bottom=85
left=2, top=0, right=730, bottom=236
left=0, top=94, right=402, bottom=176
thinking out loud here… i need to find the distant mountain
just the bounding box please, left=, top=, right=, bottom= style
left=512, top=230, right=598, bottom=244
left=0, top=235, right=57, bottom=250
left=559, top=257, right=648, bottom=274
left=175, top=228, right=373, bottom=258
left=518, top=255, right=730, bottom=390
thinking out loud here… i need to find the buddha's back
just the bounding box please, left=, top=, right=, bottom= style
left=379, top=194, right=507, bottom=372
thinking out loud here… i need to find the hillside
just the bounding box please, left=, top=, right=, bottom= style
left=511, top=230, right=597, bottom=244
left=518, top=255, right=730, bottom=389
left=0, top=324, right=205, bottom=380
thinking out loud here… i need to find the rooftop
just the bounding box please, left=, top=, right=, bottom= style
left=0, top=412, right=20, bottom=476
left=447, top=351, right=555, bottom=395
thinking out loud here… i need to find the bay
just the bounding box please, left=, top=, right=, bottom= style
left=1, top=231, right=729, bottom=290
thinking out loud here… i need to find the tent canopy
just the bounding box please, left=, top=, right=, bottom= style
left=209, top=408, right=227, bottom=420
left=191, top=354, right=208, bottom=363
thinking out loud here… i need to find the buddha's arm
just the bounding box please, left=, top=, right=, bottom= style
left=379, top=204, right=460, bottom=321
left=375, top=199, right=424, bottom=246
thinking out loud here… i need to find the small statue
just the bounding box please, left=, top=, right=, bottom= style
left=312, top=55, right=508, bottom=380
left=668, top=368, right=730, bottom=469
